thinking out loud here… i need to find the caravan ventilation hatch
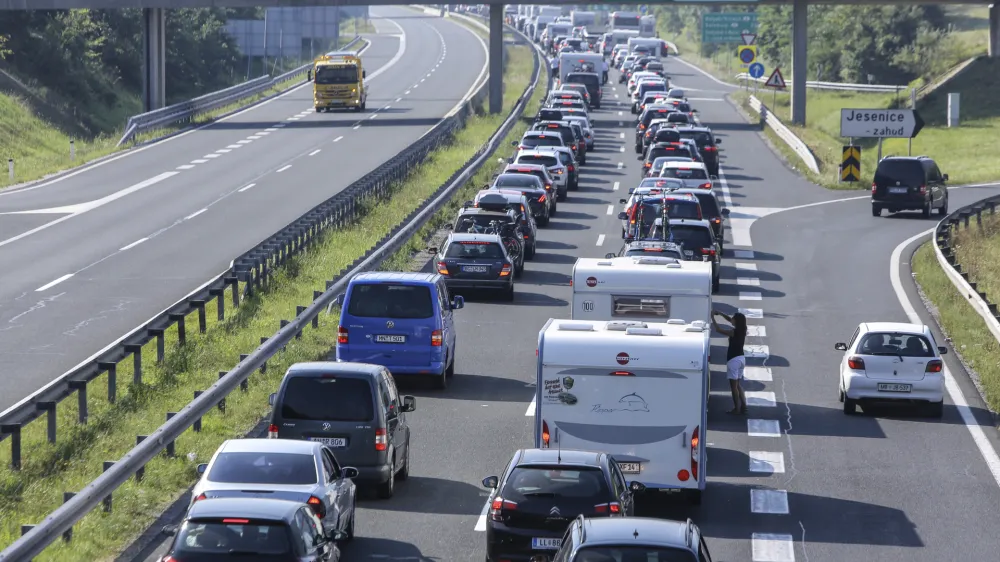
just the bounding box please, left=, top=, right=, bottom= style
left=686, top=320, right=708, bottom=332
left=626, top=327, right=663, bottom=336
left=633, top=256, right=679, bottom=266
left=606, top=321, right=648, bottom=332
left=666, top=319, right=686, bottom=325
left=557, top=322, right=596, bottom=332
left=597, top=260, right=614, bottom=266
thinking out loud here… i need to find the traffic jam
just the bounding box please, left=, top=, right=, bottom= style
left=157, top=7, right=732, bottom=562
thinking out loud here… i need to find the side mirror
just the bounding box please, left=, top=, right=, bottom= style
left=710, top=175, right=719, bottom=181
left=342, top=467, right=360, bottom=479
left=628, top=481, right=646, bottom=493
left=604, top=252, right=616, bottom=259
left=335, top=293, right=345, bottom=307
left=401, top=395, right=416, bottom=412
left=451, top=296, right=465, bottom=310
left=510, top=140, right=519, bottom=147
left=444, top=224, right=454, bottom=230
left=162, top=524, right=178, bottom=536
left=619, top=198, right=627, bottom=204
left=834, top=342, right=848, bottom=351
left=938, top=346, right=948, bottom=355
left=306, top=70, right=312, bottom=82
left=507, top=158, right=514, bottom=164
left=482, top=475, right=499, bottom=489
left=721, top=208, right=730, bottom=216
left=617, top=211, right=628, bottom=220
left=463, top=201, right=474, bottom=207
left=362, top=70, right=367, bottom=79
left=942, top=174, right=949, bottom=181
left=268, top=392, right=276, bottom=406
left=197, top=463, right=208, bottom=475
left=427, top=246, right=438, bottom=255
left=715, top=138, right=722, bottom=144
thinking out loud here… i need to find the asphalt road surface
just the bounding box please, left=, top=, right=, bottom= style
left=0, top=7, right=488, bottom=413
left=133, top=48, right=1000, bottom=562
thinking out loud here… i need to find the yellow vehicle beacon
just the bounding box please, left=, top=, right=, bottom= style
left=308, top=51, right=367, bottom=112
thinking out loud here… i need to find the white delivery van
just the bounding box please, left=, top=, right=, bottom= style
left=570, top=256, right=712, bottom=324
left=534, top=318, right=709, bottom=504
left=629, top=37, right=668, bottom=57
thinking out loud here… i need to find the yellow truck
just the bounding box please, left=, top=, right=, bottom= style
left=308, top=52, right=367, bottom=112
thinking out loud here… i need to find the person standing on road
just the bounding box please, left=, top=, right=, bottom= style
left=712, top=310, right=747, bottom=414
left=602, top=59, right=609, bottom=84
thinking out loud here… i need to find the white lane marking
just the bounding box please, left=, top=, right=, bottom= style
left=256, top=131, right=271, bottom=135
left=273, top=123, right=286, bottom=128
left=736, top=262, right=758, bottom=271
left=745, top=367, right=773, bottom=382
left=309, top=149, right=321, bottom=156
left=748, top=325, right=767, bottom=338
left=746, top=391, right=776, bottom=407
left=420, top=78, right=425, bottom=83
left=369, top=114, right=379, bottom=120
left=748, top=419, right=781, bottom=438
left=176, top=165, right=195, bottom=170
left=426, top=73, right=432, bottom=78
left=617, top=162, right=623, bottom=170
left=225, top=144, right=243, bottom=149
left=119, top=237, right=148, bottom=251
left=215, top=149, right=231, bottom=154
left=612, top=182, right=620, bottom=191
left=237, top=140, right=252, bottom=144
left=35, top=273, right=73, bottom=292
left=606, top=205, right=614, bottom=215
left=620, top=132, right=625, bottom=139
left=619, top=146, right=625, bottom=153
left=891, top=228, right=1000, bottom=486
left=385, top=105, right=392, bottom=110
left=474, top=501, right=490, bottom=531
left=738, top=277, right=761, bottom=286
left=248, top=135, right=263, bottom=139
left=185, top=208, right=207, bottom=220
left=405, top=90, right=411, bottom=95
left=619, top=121, right=624, bottom=127
left=525, top=397, right=536, bottom=416
left=190, top=159, right=209, bottom=164
left=276, top=165, right=292, bottom=173
left=596, top=234, right=606, bottom=246
left=238, top=183, right=256, bottom=192
left=615, top=93, right=619, bottom=98
left=751, top=489, right=789, bottom=514
left=749, top=451, right=786, bottom=474
left=733, top=249, right=756, bottom=259
left=752, top=533, right=795, bottom=562
left=204, top=154, right=221, bottom=159
left=618, top=111, right=623, bottom=116
left=744, top=344, right=769, bottom=359
left=334, top=136, right=344, bottom=142
left=740, top=292, right=762, bottom=301
left=396, top=97, right=402, bottom=102
left=265, top=128, right=278, bottom=132
left=740, top=307, right=764, bottom=319
left=287, top=117, right=300, bottom=121
left=353, top=125, right=361, bottom=130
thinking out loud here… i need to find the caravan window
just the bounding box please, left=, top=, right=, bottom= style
left=612, top=295, right=669, bottom=318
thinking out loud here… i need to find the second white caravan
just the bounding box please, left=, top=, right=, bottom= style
left=534, top=319, right=710, bottom=504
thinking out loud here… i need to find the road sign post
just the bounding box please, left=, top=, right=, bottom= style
left=839, top=109, right=925, bottom=139
left=701, top=12, right=759, bottom=44
left=840, top=145, right=861, bottom=183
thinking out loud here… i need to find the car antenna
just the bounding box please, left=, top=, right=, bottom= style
left=556, top=427, right=562, bottom=463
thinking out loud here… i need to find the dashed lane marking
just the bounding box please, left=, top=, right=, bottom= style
left=204, top=154, right=221, bottom=159
left=735, top=262, right=758, bottom=271
left=620, top=132, right=625, bottom=139
left=619, top=146, right=625, bottom=153
left=396, top=97, right=402, bottom=102
left=612, top=182, right=620, bottom=191
left=752, top=533, right=795, bottom=562
left=237, top=140, right=252, bottom=144
left=744, top=344, right=769, bottom=359
left=190, top=159, right=209, bottom=164
left=596, top=234, right=606, bottom=246
left=405, top=90, right=411, bottom=95
left=238, top=183, right=256, bottom=192
left=606, top=205, right=614, bottom=215
left=226, top=144, right=243, bottom=149
left=35, top=273, right=73, bottom=292
left=734, top=249, right=755, bottom=259
left=309, top=149, right=321, bottom=156
left=215, top=149, right=231, bottom=154
left=120, top=237, right=148, bottom=251
left=740, top=307, right=763, bottom=319
left=370, top=114, right=379, bottom=120
left=747, top=419, right=781, bottom=438
left=185, top=208, right=207, bottom=220
left=745, top=367, right=773, bottom=382
left=276, top=165, right=292, bottom=173
left=750, top=489, right=789, bottom=514
left=617, top=162, right=623, bottom=169
left=248, top=135, right=262, bottom=140
left=265, top=128, right=278, bottom=132
left=749, top=451, right=786, bottom=474
left=739, top=292, right=762, bottom=301
left=746, top=391, right=776, bottom=407
left=747, top=325, right=767, bottom=337
left=334, top=136, right=343, bottom=142
left=353, top=125, right=361, bottom=130
left=176, top=165, right=195, bottom=170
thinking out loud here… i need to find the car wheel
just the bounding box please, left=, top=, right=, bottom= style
left=635, top=144, right=642, bottom=154
left=504, top=284, right=515, bottom=301
left=928, top=400, right=944, bottom=418
left=539, top=214, right=550, bottom=227
left=922, top=201, right=931, bottom=218
left=872, top=205, right=882, bottom=217
left=843, top=397, right=857, bottom=415
left=838, top=387, right=845, bottom=403
left=551, top=201, right=558, bottom=216
left=446, top=352, right=455, bottom=377
left=581, top=154, right=587, bottom=165
left=434, top=364, right=448, bottom=389
left=377, top=459, right=395, bottom=499
left=526, top=243, right=536, bottom=260
left=938, top=196, right=949, bottom=216
left=398, top=438, right=411, bottom=480
left=557, top=191, right=567, bottom=202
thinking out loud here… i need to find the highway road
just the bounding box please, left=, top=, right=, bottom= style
left=0, top=7, right=487, bottom=413
left=132, top=49, right=1000, bottom=562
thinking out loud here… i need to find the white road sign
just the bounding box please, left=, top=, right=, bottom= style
left=840, top=108, right=925, bottom=139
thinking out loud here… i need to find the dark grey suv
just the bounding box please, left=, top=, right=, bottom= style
left=871, top=156, right=948, bottom=218
left=553, top=515, right=715, bottom=562
left=268, top=362, right=415, bottom=499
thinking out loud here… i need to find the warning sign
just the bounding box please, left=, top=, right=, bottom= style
left=841, top=146, right=861, bottom=182
left=764, top=68, right=786, bottom=89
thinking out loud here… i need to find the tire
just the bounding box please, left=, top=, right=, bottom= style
left=434, top=364, right=448, bottom=389
left=504, top=284, right=515, bottom=301
left=377, top=459, right=395, bottom=499
left=838, top=388, right=845, bottom=403
left=843, top=397, right=857, bottom=415
left=551, top=201, right=558, bottom=216
left=446, top=352, right=455, bottom=377
left=398, top=438, right=411, bottom=480
left=557, top=191, right=567, bottom=202
left=938, top=196, right=949, bottom=216
left=635, top=144, right=642, bottom=154
left=539, top=214, right=550, bottom=227
left=526, top=243, right=536, bottom=260
left=922, top=201, right=931, bottom=219
left=928, top=400, right=944, bottom=418
left=872, top=205, right=882, bottom=217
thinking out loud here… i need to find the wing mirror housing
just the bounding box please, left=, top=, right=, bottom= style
left=334, top=293, right=345, bottom=307
left=628, top=481, right=646, bottom=493
left=427, top=246, right=438, bottom=255
left=943, top=173, right=949, bottom=181
left=835, top=342, right=848, bottom=351
left=306, top=70, right=312, bottom=82
left=721, top=208, right=730, bottom=216
left=362, top=70, right=367, bottom=79
left=482, top=475, right=499, bottom=489
left=715, top=138, right=722, bottom=144
left=510, top=140, right=519, bottom=147
left=938, top=346, right=948, bottom=355
left=507, top=157, right=514, bottom=164
left=342, top=467, right=359, bottom=479
left=605, top=252, right=617, bottom=259
left=619, top=198, right=627, bottom=204
left=451, top=296, right=465, bottom=310
left=401, top=395, right=416, bottom=412
left=617, top=211, right=628, bottom=220
left=197, top=463, right=208, bottom=474
left=162, top=524, right=178, bottom=536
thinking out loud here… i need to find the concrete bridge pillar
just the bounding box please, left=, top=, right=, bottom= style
left=790, top=0, right=807, bottom=125
left=489, top=3, right=503, bottom=114
left=142, top=7, right=167, bottom=112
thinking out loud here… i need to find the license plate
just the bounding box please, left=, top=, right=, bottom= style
left=889, top=187, right=908, bottom=194
left=618, top=462, right=641, bottom=474
left=309, top=437, right=347, bottom=447
left=375, top=335, right=406, bottom=343
left=878, top=383, right=912, bottom=393
left=531, top=538, right=562, bottom=550
left=462, top=265, right=489, bottom=273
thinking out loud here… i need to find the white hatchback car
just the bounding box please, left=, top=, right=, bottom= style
left=836, top=322, right=947, bottom=417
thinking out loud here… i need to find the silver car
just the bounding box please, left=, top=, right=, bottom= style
left=659, top=161, right=714, bottom=190
left=562, top=115, right=595, bottom=150
left=192, top=438, right=358, bottom=539
left=512, top=148, right=570, bottom=191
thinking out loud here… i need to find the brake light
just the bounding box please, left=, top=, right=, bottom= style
left=847, top=356, right=865, bottom=370
left=489, top=497, right=518, bottom=521
left=699, top=182, right=712, bottom=189
left=640, top=124, right=646, bottom=130
left=436, top=262, right=449, bottom=275
left=337, top=325, right=348, bottom=344
left=610, top=371, right=635, bottom=376
left=194, top=493, right=207, bottom=502
left=594, top=502, right=622, bottom=514
left=926, top=360, right=943, bottom=373
left=538, top=194, right=547, bottom=203
left=567, top=165, right=574, bottom=172
left=375, top=428, right=387, bottom=451
left=222, top=518, right=249, bottom=524
left=677, top=469, right=690, bottom=481
left=919, top=185, right=927, bottom=196
left=307, top=496, right=325, bottom=519
left=542, top=420, right=550, bottom=447
left=713, top=218, right=721, bottom=224
left=701, top=248, right=716, bottom=257
left=644, top=162, right=651, bottom=168
left=691, top=426, right=700, bottom=480
left=523, top=234, right=530, bottom=239
left=872, top=182, right=877, bottom=194
left=703, top=146, right=717, bottom=152
left=500, top=264, right=512, bottom=277
left=431, top=330, right=443, bottom=347
left=268, top=424, right=278, bottom=438
left=163, top=557, right=177, bottom=562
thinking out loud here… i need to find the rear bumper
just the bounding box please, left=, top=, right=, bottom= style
left=444, top=278, right=513, bottom=292
left=335, top=349, right=445, bottom=376
left=352, top=463, right=392, bottom=484
left=487, top=524, right=564, bottom=561
left=843, top=373, right=944, bottom=403
left=871, top=197, right=928, bottom=211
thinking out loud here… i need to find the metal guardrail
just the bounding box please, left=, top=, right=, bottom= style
left=116, top=36, right=365, bottom=146
left=735, top=73, right=907, bottom=93
left=0, top=20, right=544, bottom=561
left=932, top=195, right=1000, bottom=345
left=747, top=95, right=820, bottom=175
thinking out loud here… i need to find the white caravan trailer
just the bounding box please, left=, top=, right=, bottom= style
left=534, top=319, right=710, bottom=503
left=628, top=36, right=669, bottom=57
left=570, top=256, right=712, bottom=325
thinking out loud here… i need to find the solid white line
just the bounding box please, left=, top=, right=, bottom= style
left=35, top=273, right=73, bottom=292
left=239, top=183, right=256, bottom=192
left=190, top=159, right=209, bottom=164
left=746, top=391, right=776, bottom=407
left=891, top=228, right=1000, bottom=487
left=612, top=181, right=620, bottom=191
left=215, top=149, right=231, bottom=154
left=752, top=533, right=795, bottom=562
left=176, top=165, right=195, bottom=170
left=119, top=237, right=149, bottom=251
left=525, top=398, right=536, bottom=416
left=745, top=367, right=773, bottom=382
left=185, top=208, right=207, bottom=220
left=204, top=154, right=221, bottom=159
left=748, top=419, right=781, bottom=438
left=474, top=501, right=490, bottom=531
left=740, top=292, right=762, bottom=301
left=606, top=205, right=614, bottom=215
left=334, top=136, right=343, bottom=142
left=749, top=451, right=786, bottom=474
left=736, top=262, right=758, bottom=271
left=748, top=325, right=767, bottom=338
left=734, top=249, right=755, bottom=259
left=740, top=307, right=764, bottom=319
left=750, top=489, right=789, bottom=514
left=738, top=277, right=761, bottom=286
left=353, top=125, right=361, bottom=130
left=596, top=234, right=606, bottom=246
left=309, top=149, right=321, bottom=156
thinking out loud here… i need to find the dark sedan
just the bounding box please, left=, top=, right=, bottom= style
left=488, top=176, right=554, bottom=225
left=433, top=233, right=517, bottom=301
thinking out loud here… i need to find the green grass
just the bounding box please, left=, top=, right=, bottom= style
left=943, top=5, right=992, bottom=60
left=0, top=42, right=537, bottom=561
left=911, top=233, right=1000, bottom=413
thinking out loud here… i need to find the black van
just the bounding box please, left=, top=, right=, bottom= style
left=268, top=362, right=415, bottom=499
left=565, top=72, right=602, bottom=108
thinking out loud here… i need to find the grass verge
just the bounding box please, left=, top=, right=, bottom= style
left=0, top=42, right=536, bottom=561
left=911, top=234, right=1000, bottom=413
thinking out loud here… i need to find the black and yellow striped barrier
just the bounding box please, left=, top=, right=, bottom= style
left=841, top=145, right=861, bottom=182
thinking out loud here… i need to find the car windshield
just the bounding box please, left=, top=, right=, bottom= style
left=573, top=546, right=698, bottom=562
left=207, top=452, right=318, bottom=484
left=445, top=241, right=505, bottom=259
left=279, top=376, right=374, bottom=422
left=314, top=64, right=358, bottom=85
left=874, top=160, right=925, bottom=186
left=693, top=193, right=720, bottom=216
left=502, top=466, right=610, bottom=499
left=496, top=175, right=541, bottom=188
left=518, top=154, right=560, bottom=167
left=507, top=170, right=548, bottom=184
left=521, top=136, right=564, bottom=148
left=346, top=283, right=434, bottom=319
left=858, top=332, right=935, bottom=357
left=175, top=521, right=293, bottom=555
left=661, top=167, right=708, bottom=180
left=679, top=131, right=713, bottom=145
left=670, top=225, right=714, bottom=250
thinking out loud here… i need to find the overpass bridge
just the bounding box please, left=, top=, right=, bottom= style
left=0, top=0, right=997, bottom=124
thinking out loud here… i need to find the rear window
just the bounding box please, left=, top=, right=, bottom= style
left=655, top=130, right=681, bottom=142
left=502, top=466, right=610, bottom=500
left=661, top=167, right=708, bottom=180
left=279, top=376, right=374, bottom=422
left=539, top=110, right=563, bottom=121
left=642, top=111, right=671, bottom=126
left=346, top=283, right=434, bottom=319
left=875, top=160, right=924, bottom=186
left=445, top=241, right=505, bottom=259
left=680, top=131, right=713, bottom=145
left=496, top=175, right=540, bottom=188
left=612, top=295, right=669, bottom=318
left=207, top=451, right=318, bottom=484
left=522, top=136, right=564, bottom=148
left=858, top=332, right=935, bottom=357
left=625, top=248, right=683, bottom=259
left=649, top=147, right=692, bottom=161
left=670, top=225, right=714, bottom=250
left=640, top=83, right=666, bottom=94
left=175, top=521, right=293, bottom=556
left=518, top=154, right=559, bottom=167
left=693, top=194, right=720, bottom=216
left=573, top=546, right=697, bottom=562
left=555, top=152, right=573, bottom=165
left=636, top=201, right=699, bottom=221
left=668, top=113, right=691, bottom=123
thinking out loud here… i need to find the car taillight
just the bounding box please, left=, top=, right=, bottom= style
left=594, top=502, right=622, bottom=515
left=698, top=182, right=712, bottom=189
left=644, top=162, right=651, bottom=168
left=307, top=496, right=325, bottom=519
left=268, top=424, right=279, bottom=438
left=489, top=497, right=518, bottom=521
left=926, top=360, right=943, bottom=373
left=162, top=557, right=177, bottom=562
left=500, top=264, right=512, bottom=277
left=703, top=146, right=717, bottom=152
left=436, top=261, right=449, bottom=275
left=701, top=248, right=716, bottom=257
left=193, top=493, right=207, bottom=502
left=538, top=194, right=547, bottom=203
left=542, top=420, right=550, bottom=447
left=572, top=144, right=578, bottom=151
left=872, top=182, right=877, bottom=194
left=567, top=165, right=574, bottom=172
left=523, top=233, right=530, bottom=239
left=546, top=183, right=553, bottom=190
left=431, top=330, right=443, bottom=346
left=847, top=357, right=865, bottom=370
left=712, top=217, right=721, bottom=224
left=337, top=325, right=348, bottom=344
left=691, top=426, right=700, bottom=480
left=919, top=185, right=927, bottom=195
left=375, top=428, right=387, bottom=451
left=640, top=124, right=646, bottom=130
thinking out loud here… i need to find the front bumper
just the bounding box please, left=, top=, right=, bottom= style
left=843, top=372, right=944, bottom=403
left=315, top=98, right=361, bottom=108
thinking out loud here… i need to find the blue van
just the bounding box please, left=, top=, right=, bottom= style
left=336, top=272, right=463, bottom=389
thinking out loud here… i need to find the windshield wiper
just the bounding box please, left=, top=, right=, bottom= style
left=522, top=491, right=559, bottom=497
